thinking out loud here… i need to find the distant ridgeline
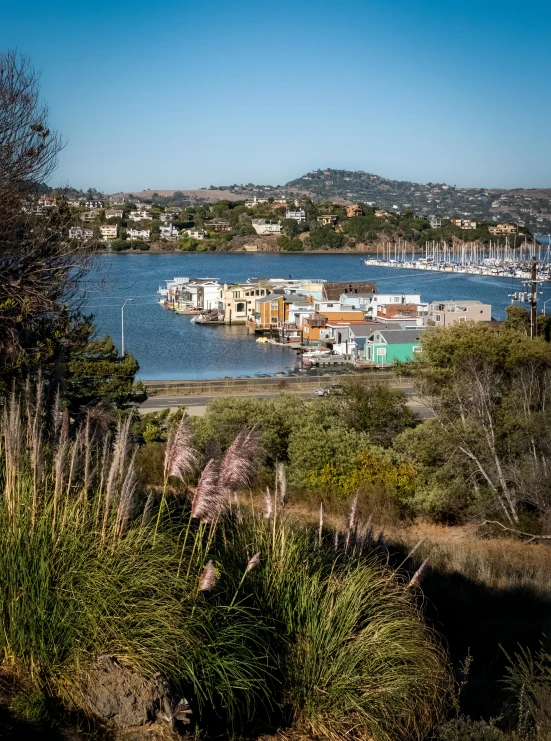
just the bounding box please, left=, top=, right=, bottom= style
left=42, top=170, right=543, bottom=252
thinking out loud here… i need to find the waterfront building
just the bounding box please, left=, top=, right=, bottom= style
left=251, top=219, right=281, bottom=235
left=99, top=224, right=117, bottom=241
left=220, top=283, right=270, bottom=324
left=185, top=228, right=207, bottom=240
left=364, top=328, right=425, bottom=366
left=160, top=224, right=179, bottom=240
left=127, top=228, right=151, bottom=241
left=428, top=300, right=491, bottom=326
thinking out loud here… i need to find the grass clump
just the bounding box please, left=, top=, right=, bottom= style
left=0, top=390, right=450, bottom=739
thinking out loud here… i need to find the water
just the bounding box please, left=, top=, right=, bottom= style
left=86, top=253, right=551, bottom=380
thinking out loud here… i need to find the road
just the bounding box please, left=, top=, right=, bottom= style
left=139, top=387, right=434, bottom=418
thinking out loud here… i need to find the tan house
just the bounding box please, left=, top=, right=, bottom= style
left=346, top=204, right=363, bottom=218
left=451, top=218, right=477, bottom=230
left=428, top=300, right=491, bottom=327
left=99, top=224, right=118, bottom=241
left=206, top=219, right=232, bottom=232
left=488, top=223, right=517, bottom=235
left=221, top=283, right=270, bottom=324
left=317, top=215, right=338, bottom=226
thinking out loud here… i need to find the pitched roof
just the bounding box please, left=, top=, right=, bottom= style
left=376, top=329, right=424, bottom=344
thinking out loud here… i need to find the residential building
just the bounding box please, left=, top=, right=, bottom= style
left=317, top=215, right=338, bottom=226
left=99, top=224, right=118, bottom=241
left=285, top=208, right=306, bottom=222
left=68, top=227, right=93, bottom=240
left=329, top=322, right=382, bottom=356
left=323, top=281, right=377, bottom=300
left=364, top=328, right=425, bottom=366
left=428, top=300, right=491, bottom=326
left=105, top=209, right=123, bottom=219
left=220, top=283, right=270, bottom=324
left=38, top=195, right=55, bottom=208
left=375, top=209, right=390, bottom=217
left=265, top=279, right=326, bottom=300
left=85, top=200, right=103, bottom=209
left=160, top=224, right=179, bottom=240
left=429, top=216, right=442, bottom=228
left=160, top=212, right=178, bottom=222
left=488, top=223, right=517, bottom=235
left=451, top=218, right=477, bottom=230
left=127, top=228, right=151, bottom=241
left=175, top=279, right=221, bottom=312
left=185, top=228, right=207, bottom=240
left=245, top=196, right=269, bottom=207
left=346, top=204, right=363, bottom=218
left=206, top=219, right=232, bottom=232
left=251, top=219, right=281, bottom=235
left=129, top=210, right=152, bottom=222
left=81, top=210, right=101, bottom=223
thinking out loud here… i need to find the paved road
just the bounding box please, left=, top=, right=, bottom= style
left=139, top=387, right=434, bottom=418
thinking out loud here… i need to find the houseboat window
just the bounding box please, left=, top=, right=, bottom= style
left=236, top=302, right=245, bottom=313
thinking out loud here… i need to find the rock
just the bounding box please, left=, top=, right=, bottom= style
left=79, top=656, right=192, bottom=731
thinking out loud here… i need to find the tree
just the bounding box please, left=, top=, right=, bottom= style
left=65, top=333, right=146, bottom=414
left=403, top=322, right=551, bottom=526
left=0, top=52, right=89, bottom=393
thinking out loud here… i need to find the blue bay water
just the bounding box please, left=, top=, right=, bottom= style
left=86, top=253, right=551, bottom=380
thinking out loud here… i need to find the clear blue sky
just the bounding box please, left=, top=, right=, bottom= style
left=3, top=0, right=550, bottom=192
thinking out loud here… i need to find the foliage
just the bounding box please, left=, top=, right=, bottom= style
left=436, top=717, right=508, bottom=740
left=0, top=392, right=450, bottom=740
left=401, top=322, right=551, bottom=525
left=65, top=333, right=146, bottom=414
left=306, top=226, right=347, bottom=250
left=504, top=644, right=551, bottom=740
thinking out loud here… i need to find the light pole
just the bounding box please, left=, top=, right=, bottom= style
left=121, top=298, right=133, bottom=355
left=543, top=298, right=551, bottom=316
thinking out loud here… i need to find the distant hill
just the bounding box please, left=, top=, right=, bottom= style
left=103, top=169, right=551, bottom=233
left=210, top=169, right=551, bottom=233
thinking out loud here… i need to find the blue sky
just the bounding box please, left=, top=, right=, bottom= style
left=2, top=0, right=550, bottom=191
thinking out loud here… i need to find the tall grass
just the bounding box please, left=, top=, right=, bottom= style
left=0, top=391, right=450, bottom=739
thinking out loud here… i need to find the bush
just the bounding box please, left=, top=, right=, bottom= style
left=436, top=717, right=508, bottom=740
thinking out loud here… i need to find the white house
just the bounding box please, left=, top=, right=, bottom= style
left=99, top=224, right=118, bottom=241
left=185, top=228, right=207, bottom=240
left=86, top=200, right=103, bottom=209
left=105, top=209, right=123, bottom=219
left=68, top=227, right=93, bottom=240
left=251, top=219, right=281, bottom=235
left=129, top=210, right=152, bottom=221
left=127, top=228, right=151, bottom=241
left=160, top=212, right=177, bottom=222
left=285, top=208, right=306, bottom=222
left=245, top=196, right=269, bottom=207
left=160, top=224, right=179, bottom=240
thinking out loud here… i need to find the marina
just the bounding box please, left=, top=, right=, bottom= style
left=365, top=238, right=551, bottom=280
left=87, top=253, right=551, bottom=380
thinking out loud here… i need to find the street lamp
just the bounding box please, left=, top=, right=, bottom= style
left=121, top=298, right=133, bottom=355
left=543, top=298, right=551, bottom=316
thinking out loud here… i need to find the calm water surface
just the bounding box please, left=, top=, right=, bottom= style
left=86, top=253, right=551, bottom=380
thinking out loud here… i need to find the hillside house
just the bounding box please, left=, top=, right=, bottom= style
left=99, top=224, right=118, bottom=241
left=285, top=208, right=306, bottom=222
left=346, top=204, right=363, bottom=218
left=317, top=215, right=338, bottom=226
left=68, top=227, right=93, bottom=240
left=429, top=216, right=442, bottom=228
left=185, top=228, right=207, bottom=240
left=105, top=209, right=123, bottom=219
left=251, top=219, right=281, bottom=235
left=127, top=228, right=151, bottom=241
left=488, top=223, right=517, bottom=235
left=129, top=210, right=152, bottom=221
left=451, top=218, right=477, bottom=229
left=206, top=219, right=232, bottom=232
left=245, top=197, right=269, bottom=207
left=160, top=224, right=179, bottom=240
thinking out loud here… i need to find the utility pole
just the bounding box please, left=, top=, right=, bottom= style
left=530, top=256, right=537, bottom=340
left=121, top=298, right=133, bottom=355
